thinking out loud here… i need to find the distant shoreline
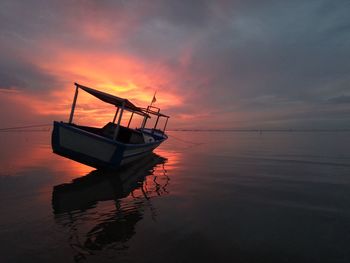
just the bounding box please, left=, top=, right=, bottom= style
left=168, top=129, right=350, bottom=132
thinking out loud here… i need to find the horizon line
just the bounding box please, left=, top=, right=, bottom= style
left=168, top=128, right=350, bottom=132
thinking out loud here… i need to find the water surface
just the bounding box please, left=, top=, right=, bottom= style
left=0, top=131, right=350, bottom=262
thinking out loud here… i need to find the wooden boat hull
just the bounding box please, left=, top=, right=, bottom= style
left=51, top=121, right=166, bottom=170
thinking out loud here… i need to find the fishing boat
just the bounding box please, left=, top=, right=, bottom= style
left=51, top=83, right=169, bottom=170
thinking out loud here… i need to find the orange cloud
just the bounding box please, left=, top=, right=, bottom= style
left=1, top=40, right=186, bottom=128
left=30, top=46, right=182, bottom=125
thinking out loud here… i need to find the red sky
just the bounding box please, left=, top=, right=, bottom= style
left=1, top=0, right=350, bottom=129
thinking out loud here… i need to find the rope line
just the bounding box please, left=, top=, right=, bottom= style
left=0, top=129, right=50, bottom=132
left=168, top=134, right=204, bottom=145
left=0, top=124, right=51, bottom=131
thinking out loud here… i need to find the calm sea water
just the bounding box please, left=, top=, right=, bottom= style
left=0, top=131, right=350, bottom=263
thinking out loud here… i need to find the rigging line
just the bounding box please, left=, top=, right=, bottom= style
left=0, top=129, right=50, bottom=132
left=0, top=123, right=51, bottom=131
left=167, top=133, right=204, bottom=145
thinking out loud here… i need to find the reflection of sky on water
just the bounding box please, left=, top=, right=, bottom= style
left=0, top=132, right=91, bottom=177
left=0, top=131, right=182, bottom=177
left=52, top=153, right=170, bottom=261
left=0, top=130, right=182, bottom=262
left=1, top=130, right=350, bottom=262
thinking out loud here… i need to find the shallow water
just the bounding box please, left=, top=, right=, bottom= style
left=0, top=131, right=350, bottom=262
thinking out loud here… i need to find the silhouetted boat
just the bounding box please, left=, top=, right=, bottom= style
left=52, top=83, right=169, bottom=170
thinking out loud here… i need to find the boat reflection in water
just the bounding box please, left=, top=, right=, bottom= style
left=52, top=153, right=168, bottom=261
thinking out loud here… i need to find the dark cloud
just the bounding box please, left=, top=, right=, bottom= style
left=0, top=0, right=349, bottom=128
left=328, top=95, right=350, bottom=104
left=0, top=52, right=61, bottom=92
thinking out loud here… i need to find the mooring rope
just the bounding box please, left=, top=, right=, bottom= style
left=167, top=133, right=204, bottom=145
left=0, top=124, right=51, bottom=131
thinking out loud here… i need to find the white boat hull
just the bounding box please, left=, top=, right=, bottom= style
left=52, top=122, right=166, bottom=169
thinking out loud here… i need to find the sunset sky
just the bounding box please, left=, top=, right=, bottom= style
left=0, top=0, right=349, bottom=129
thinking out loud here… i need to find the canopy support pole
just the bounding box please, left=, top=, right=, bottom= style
left=113, top=101, right=125, bottom=140
left=127, top=112, right=134, bottom=128
left=163, top=117, right=169, bottom=132
left=141, top=117, right=147, bottom=129
left=141, top=106, right=149, bottom=129
left=69, top=85, right=79, bottom=124
left=112, top=107, right=119, bottom=123
left=153, top=115, right=160, bottom=133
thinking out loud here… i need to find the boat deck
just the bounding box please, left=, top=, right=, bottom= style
left=70, top=122, right=145, bottom=144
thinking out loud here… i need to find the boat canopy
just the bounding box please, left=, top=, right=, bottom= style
left=75, top=83, right=149, bottom=118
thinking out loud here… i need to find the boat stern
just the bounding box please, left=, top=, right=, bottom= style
left=51, top=121, right=124, bottom=169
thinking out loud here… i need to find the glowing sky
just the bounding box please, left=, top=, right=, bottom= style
left=0, top=0, right=349, bottom=129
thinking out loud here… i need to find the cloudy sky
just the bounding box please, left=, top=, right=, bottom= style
left=0, top=0, right=349, bottom=129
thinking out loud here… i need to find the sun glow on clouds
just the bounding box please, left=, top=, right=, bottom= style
left=1, top=1, right=350, bottom=130
left=1, top=45, right=183, bottom=127
left=0, top=1, right=195, bottom=129
left=44, top=49, right=180, bottom=101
